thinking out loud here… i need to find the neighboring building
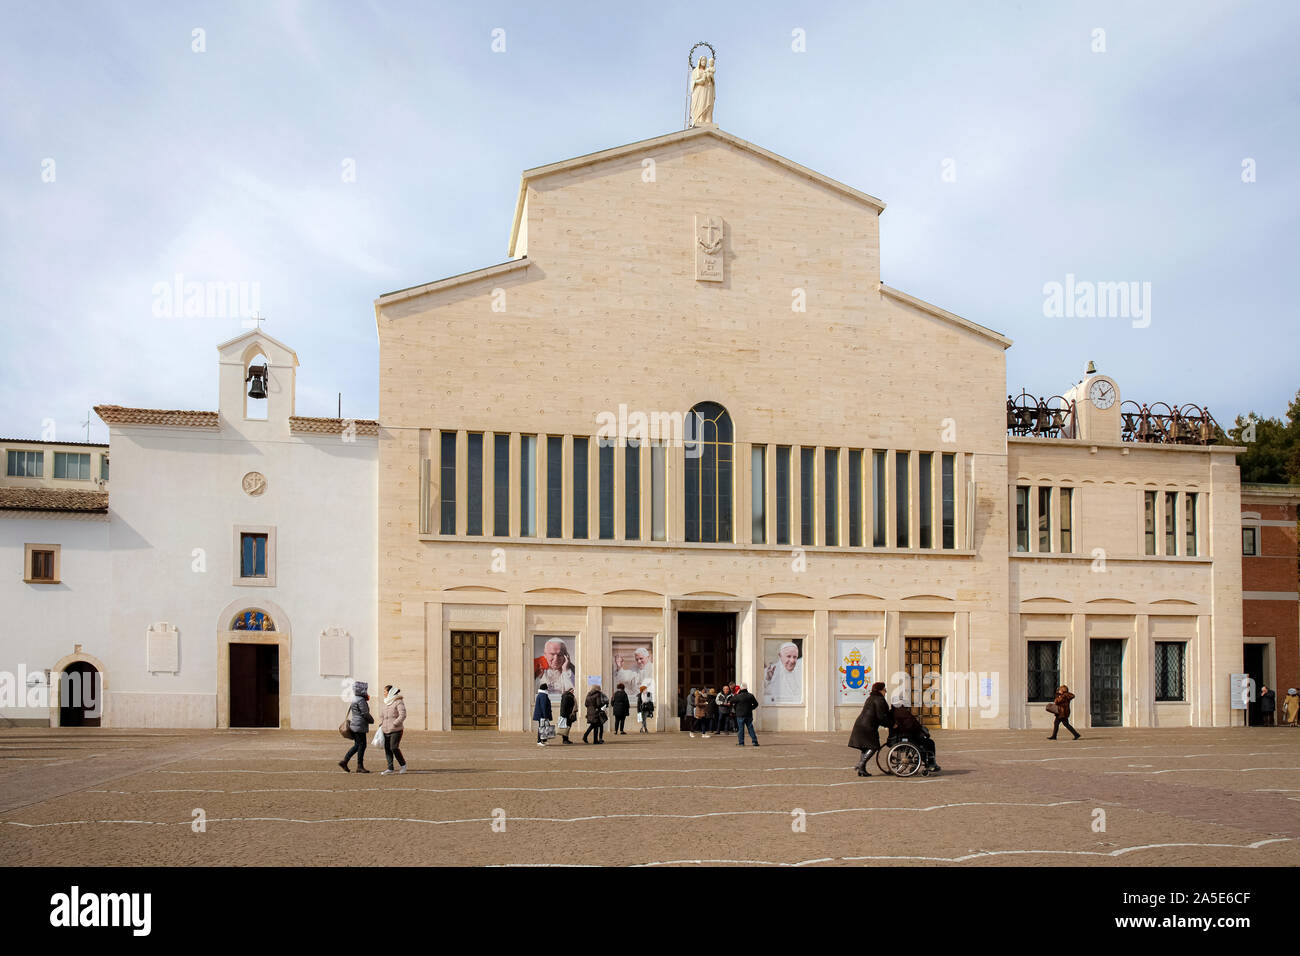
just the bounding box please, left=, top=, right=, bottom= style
left=2, top=438, right=110, bottom=491
left=373, top=122, right=1248, bottom=733
left=0, top=330, right=379, bottom=729
left=1240, top=483, right=1300, bottom=724
left=0, top=488, right=111, bottom=726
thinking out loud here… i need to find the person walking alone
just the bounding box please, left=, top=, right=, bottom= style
left=339, top=680, right=373, bottom=773
left=612, top=683, right=630, bottom=734
left=533, top=682, right=553, bottom=746
left=636, top=685, right=654, bottom=733
left=847, top=681, right=890, bottom=776
left=583, top=684, right=606, bottom=744
left=732, top=682, right=759, bottom=746
left=1048, top=685, right=1082, bottom=740
left=1260, top=685, right=1276, bottom=727
left=559, top=685, right=578, bottom=744
left=380, top=684, right=407, bottom=774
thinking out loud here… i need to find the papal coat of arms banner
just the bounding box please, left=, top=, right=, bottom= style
left=837, top=640, right=875, bottom=704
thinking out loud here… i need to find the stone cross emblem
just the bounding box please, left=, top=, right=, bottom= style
left=695, top=214, right=724, bottom=282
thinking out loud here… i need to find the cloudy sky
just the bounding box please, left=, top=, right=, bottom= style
left=2, top=0, right=1296, bottom=442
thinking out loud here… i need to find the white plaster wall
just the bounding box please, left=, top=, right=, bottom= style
left=0, top=515, right=111, bottom=723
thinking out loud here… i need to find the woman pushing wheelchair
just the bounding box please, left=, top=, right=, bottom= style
left=848, top=681, right=940, bottom=778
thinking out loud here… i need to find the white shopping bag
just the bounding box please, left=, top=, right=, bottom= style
left=558, top=717, right=569, bottom=730
left=371, top=727, right=385, bottom=747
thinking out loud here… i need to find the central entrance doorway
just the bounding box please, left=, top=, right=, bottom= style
left=451, top=630, right=499, bottom=728
left=904, top=637, right=944, bottom=728
left=677, top=612, right=736, bottom=730
left=1089, top=639, right=1124, bottom=727
left=229, top=643, right=279, bottom=728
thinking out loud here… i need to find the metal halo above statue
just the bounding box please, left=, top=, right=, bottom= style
left=688, top=41, right=715, bottom=66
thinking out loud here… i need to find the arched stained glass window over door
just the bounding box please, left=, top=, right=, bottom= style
left=684, top=402, right=734, bottom=543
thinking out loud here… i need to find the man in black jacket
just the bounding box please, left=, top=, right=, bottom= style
left=559, top=687, right=577, bottom=744
left=847, top=682, right=891, bottom=776
left=732, top=683, right=759, bottom=746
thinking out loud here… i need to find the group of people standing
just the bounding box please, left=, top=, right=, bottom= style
left=1260, top=685, right=1300, bottom=726
left=533, top=682, right=657, bottom=745
left=686, top=684, right=760, bottom=745
left=338, top=681, right=407, bottom=774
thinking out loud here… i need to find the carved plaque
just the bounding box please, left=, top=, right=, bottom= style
left=242, top=472, right=267, bottom=496
left=695, top=214, right=724, bottom=282
left=147, top=622, right=180, bottom=673
left=319, top=627, right=351, bottom=677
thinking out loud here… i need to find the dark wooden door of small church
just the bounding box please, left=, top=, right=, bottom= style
left=451, top=631, right=499, bottom=728
left=229, top=643, right=278, bottom=728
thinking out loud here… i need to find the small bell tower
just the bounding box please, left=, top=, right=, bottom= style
left=217, top=330, right=299, bottom=436
left=1062, top=361, right=1122, bottom=442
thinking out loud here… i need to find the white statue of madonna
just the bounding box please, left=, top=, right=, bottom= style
left=689, top=56, right=716, bottom=127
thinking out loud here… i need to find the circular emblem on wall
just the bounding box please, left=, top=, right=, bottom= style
left=242, top=472, right=267, bottom=496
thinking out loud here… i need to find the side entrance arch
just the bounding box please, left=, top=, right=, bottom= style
left=49, top=648, right=107, bottom=728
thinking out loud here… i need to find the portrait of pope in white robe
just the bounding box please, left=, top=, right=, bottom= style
left=763, top=640, right=803, bottom=704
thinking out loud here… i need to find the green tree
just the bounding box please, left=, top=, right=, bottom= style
left=1230, top=388, right=1300, bottom=484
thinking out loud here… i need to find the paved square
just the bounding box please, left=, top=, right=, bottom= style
left=2, top=727, right=1298, bottom=867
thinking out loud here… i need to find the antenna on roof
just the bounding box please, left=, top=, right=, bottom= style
left=82, top=410, right=92, bottom=443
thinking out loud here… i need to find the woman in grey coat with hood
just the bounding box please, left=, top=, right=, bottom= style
left=339, top=680, right=373, bottom=773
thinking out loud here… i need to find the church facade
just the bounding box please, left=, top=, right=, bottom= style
left=374, top=124, right=1245, bottom=733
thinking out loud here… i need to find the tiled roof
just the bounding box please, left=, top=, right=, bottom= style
left=289, top=416, right=379, bottom=436
left=0, top=438, right=108, bottom=448
left=94, top=405, right=219, bottom=429
left=0, top=488, right=109, bottom=513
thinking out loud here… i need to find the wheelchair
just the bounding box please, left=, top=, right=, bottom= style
left=875, top=731, right=938, bottom=778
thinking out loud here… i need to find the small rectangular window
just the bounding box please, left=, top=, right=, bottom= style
left=1026, top=641, right=1061, bottom=702
left=494, top=435, right=510, bottom=536
left=775, top=446, right=792, bottom=545
left=240, top=533, right=268, bottom=577
left=1144, top=491, right=1156, bottom=555
left=1015, top=486, right=1030, bottom=552
left=941, top=453, right=955, bottom=549
left=751, top=445, right=766, bottom=544
left=895, top=452, right=909, bottom=548
left=1184, top=492, right=1198, bottom=556
left=30, top=548, right=56, bottom=582
left=848, top=449, right=863, bottom=547
left=1038, top=486, right=1051, bottom=553
left=625, top=441, right=640, bottom=540
left=1165, top=491, right=1178, bottom=555
left=919, top=452, right=933, bottom=549
left=651, top=444, right=666, bottom=541
left=466, top=433, right=483, bottom=536
left=800, top=447, right=816, bottom=546
left=1154, top=642, right=1186, bottom=701
left=1059, top=488, right=1073, bottom=554
left=546, top=436, right=563, bottom=539
left=439, top=431, right=457, bottom=535
left=572, top=438, right=589, bottom=539
left=598, top=441, right=615, bottom=540
left=100, top=455, right=110, bottom=481
left=872, top=450, right=887, bottom=547
left=54, top=452, right=91, bottom=480
left=824, top=448, right=839, bottom=546
left=519, top=435, right=537, bottom=537
left=1242, top=526, right=1258, bottom=556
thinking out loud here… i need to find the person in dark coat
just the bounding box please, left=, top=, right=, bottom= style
left=847, top=682, right=891, bottom=776
left=1048, top=685, right=1081, bottom=740
left=559, top=686, right=578, bottom=744
left=533, top=683, right=553, bottom=747
left=611, top=684, right=631, bottom=734
left=732, top=683, right=759, bottom=746
left=705, top=687, right=719, bottom=734
left=583, top=685, right=606, bottom=744
left=339, top=680, right=374, bottom=773
left=1260, top=685, right=1276, bottom=726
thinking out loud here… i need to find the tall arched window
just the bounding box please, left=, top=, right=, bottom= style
left=684, top=402, right=733, bottom=543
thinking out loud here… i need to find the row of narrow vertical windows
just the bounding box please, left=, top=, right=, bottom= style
left=1143, top=490, right=1199, bottom=556
left=1014, top=485, right=1074, bottom=554
left=433, top=422, right=960, bottom=551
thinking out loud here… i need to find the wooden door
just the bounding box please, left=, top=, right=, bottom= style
left=451, top=631, right=499, bottom=728
left=676, top=612, right=736, bottom=729
left=1089, top=639, right=1124, bottom=727
left=904, top=637, right=943, bottom=727
left=229, top=643, right=278, bottom=728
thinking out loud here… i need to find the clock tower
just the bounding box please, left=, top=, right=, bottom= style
left=1063, top=368, right=1122, bottom=442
